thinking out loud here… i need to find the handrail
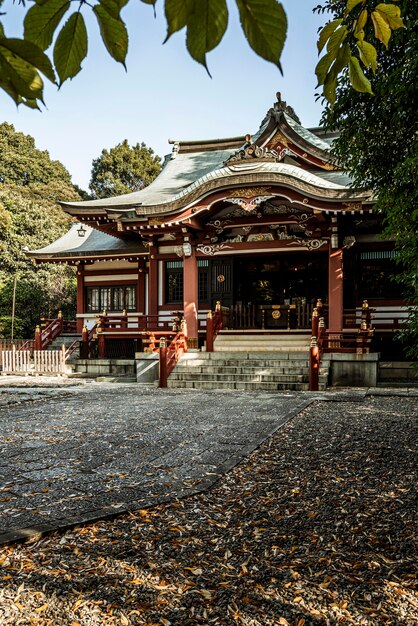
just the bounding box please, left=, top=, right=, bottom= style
left=159, top=329, right=188, bottom=387
left=65, top=339, right=81, bottom=361
left=206, top=301, right=225, bottom=352
left=35, top=316, right=62, bottom=350
left=80, top=323, right=99, bottom=359
left=309, top=299, right=375, bottom=391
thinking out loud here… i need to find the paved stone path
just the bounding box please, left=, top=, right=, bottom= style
left=1, top=381, right=416, bottom=546
left=0, top=383, right=314, bottom=544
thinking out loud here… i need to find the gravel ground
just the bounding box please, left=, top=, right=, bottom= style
left=0, top=395, right=417, bottom=626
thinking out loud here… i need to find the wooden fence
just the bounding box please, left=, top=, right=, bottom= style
left=1, top=349, right=66, bottom=374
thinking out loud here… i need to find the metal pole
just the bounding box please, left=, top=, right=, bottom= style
left=11, top=274, right=17, bottom=341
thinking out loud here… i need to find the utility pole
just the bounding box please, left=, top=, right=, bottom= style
left=11, top=274, right=17, bottom=341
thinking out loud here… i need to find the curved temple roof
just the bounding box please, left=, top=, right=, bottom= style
left=27, top=223, right=147, bottom=261
left=58, top=94, right=370, bottom=220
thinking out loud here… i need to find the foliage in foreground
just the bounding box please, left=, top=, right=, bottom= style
left=0, top=123, right=80, bottom=338
left=0, top=0, right=405, bottom=109
left=319, top=0, right=418, bottom=359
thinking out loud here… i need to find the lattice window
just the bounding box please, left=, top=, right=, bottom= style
left=86, top=286, right=137, bottom=312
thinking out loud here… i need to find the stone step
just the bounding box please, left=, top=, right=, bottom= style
left=169, top=349, right=330, bottom=391
left=214, top=334, right=310, bottom=351
left=184, top=352, right=309, bottom=362
left=95, top=376, right=137, bottom=383
left=169, top=372, right=327, bottom=383
left=173, top=365, right=312, bottom=375
left=167, top=379, right=327, bottom=392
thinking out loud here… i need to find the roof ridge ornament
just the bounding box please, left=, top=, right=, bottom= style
left=224, top=133, right=292, bottom=166
left=260, top=91, right=301, bottom=127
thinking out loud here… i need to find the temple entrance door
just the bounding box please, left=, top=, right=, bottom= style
left=232, top=255, right=328, bottom=329
left=210, top=258, right=234, bottom=308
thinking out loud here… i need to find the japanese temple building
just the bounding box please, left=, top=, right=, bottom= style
left=29, top=93, right=405, bottom=362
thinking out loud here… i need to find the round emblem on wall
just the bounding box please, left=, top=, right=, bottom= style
left=272, top=310, right=281, bottom=319
left=217, top=274, right=225, bottom=283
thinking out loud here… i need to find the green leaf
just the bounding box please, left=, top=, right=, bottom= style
left=0, top=38, right=55, bottom=83
left=349, top=55, right=373, bottom=93
left=317, top=18, right=342, bottom=54
left=53, top=12, right=88, bottom=84
left=0, top=72, right=22, bottom=105
left=371, top=10, right=391, bottom=47
left=164, top=0, right=193, bottom=40
left=323, top=69, right=337, bottom=105
left=333, top=42, right=351, bottom=74
left=345, top=0, right=365, bottom=14
left=93, top=4, right=128, bottom=65
left=185, top=0, right=228, bottom=70
left=97, top=0, right=120, bottom=20
left=0, top=47, right=44, bottom=101
left=357, top=39, right=377, bottom=72
left=24, top=0, right=71, bottom=50
left=326, top=25, right=348, bottom=57
left=354, top=8, right=368, bottom=37
left=375, top=4, right=403, bottom=30
left=236, top=0, right=287, bottom=67
left=315, top=51, right=334, bottom=86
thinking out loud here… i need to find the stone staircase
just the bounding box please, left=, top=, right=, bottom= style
left=213, top=331, right=311, bottom=352
left=167, top=333, right=329, bottom=392
left=46, top=333, right=81, bottom=361
left=70, top=359, right=137, bottom=383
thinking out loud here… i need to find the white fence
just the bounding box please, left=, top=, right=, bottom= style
left=1, top=349, right=66, bottom=374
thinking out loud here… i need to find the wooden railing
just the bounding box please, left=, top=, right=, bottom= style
left=309, top=300, right=374, bottom=391
left=230, top=303, right=256, bottom=329
left=94, top=312, right=178, bottom=332
left=206, top=302, right=226, bottom=352
left=34, top=311, right=77, bottom=350
left=0, top=339, right=34, bottom=353
left=1, top=347, right=67, bottom=374
left=159, top=327, right=188, bottom=387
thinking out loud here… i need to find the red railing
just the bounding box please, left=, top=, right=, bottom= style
left=206, top=302, right=228, bottom=352
left=159, top=328, right=188, bottom=388
left=309, top=300, right=374, bottom=391
left=35, top=316, right=62, bottom=350
left=93, top=312, right=179, bottom=333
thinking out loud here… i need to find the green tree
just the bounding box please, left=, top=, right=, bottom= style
left=0, top=122, right=80, bottom=337
left=0, top=0, right=404, bottom=109
left=317, top=0, right=418, bottom=358
left=90, top=140, right=161, bottom=199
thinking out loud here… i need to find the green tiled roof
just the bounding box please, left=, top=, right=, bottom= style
left=27, top=224, right=146, bottom=258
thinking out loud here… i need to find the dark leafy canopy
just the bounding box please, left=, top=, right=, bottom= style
left=0, top=0, right=405, bottom=109
left=89, top=139, right=161, bottom=198
left=0, top=123, right=80, bottom=337
left=318, top=0, right=418, bottom=358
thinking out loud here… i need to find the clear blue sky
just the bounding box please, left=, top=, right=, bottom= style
left=1, top=1, right=327, bottom=191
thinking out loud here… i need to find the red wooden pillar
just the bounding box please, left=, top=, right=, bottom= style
left=76, top=262, right=85, bottom=333
left=148, top=245, right=158, bottom=319
left=159, top=337, right=167, bottom=387
left=183, top=246, right=198, bottom=349
left=328, top=246, right=343, bottom=333
left=137, top=260, right=145, bottom=314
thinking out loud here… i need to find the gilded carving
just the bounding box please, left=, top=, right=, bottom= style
left=224, top=144, right=280, bottom=165
left=247, top=233, right=274, bottom=242
left=228, top=195, right=274, bottom=212
left=322, top=162, right=338, bottom=170
left=228, top=187, right=268, bottom=198
left=269, top=131, right=289, bottom=149
left=342, top=201, right=363, bottom=211
left=289, top=238, right=327, bottom=251
left=196, top=243, right=233, bottom=256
